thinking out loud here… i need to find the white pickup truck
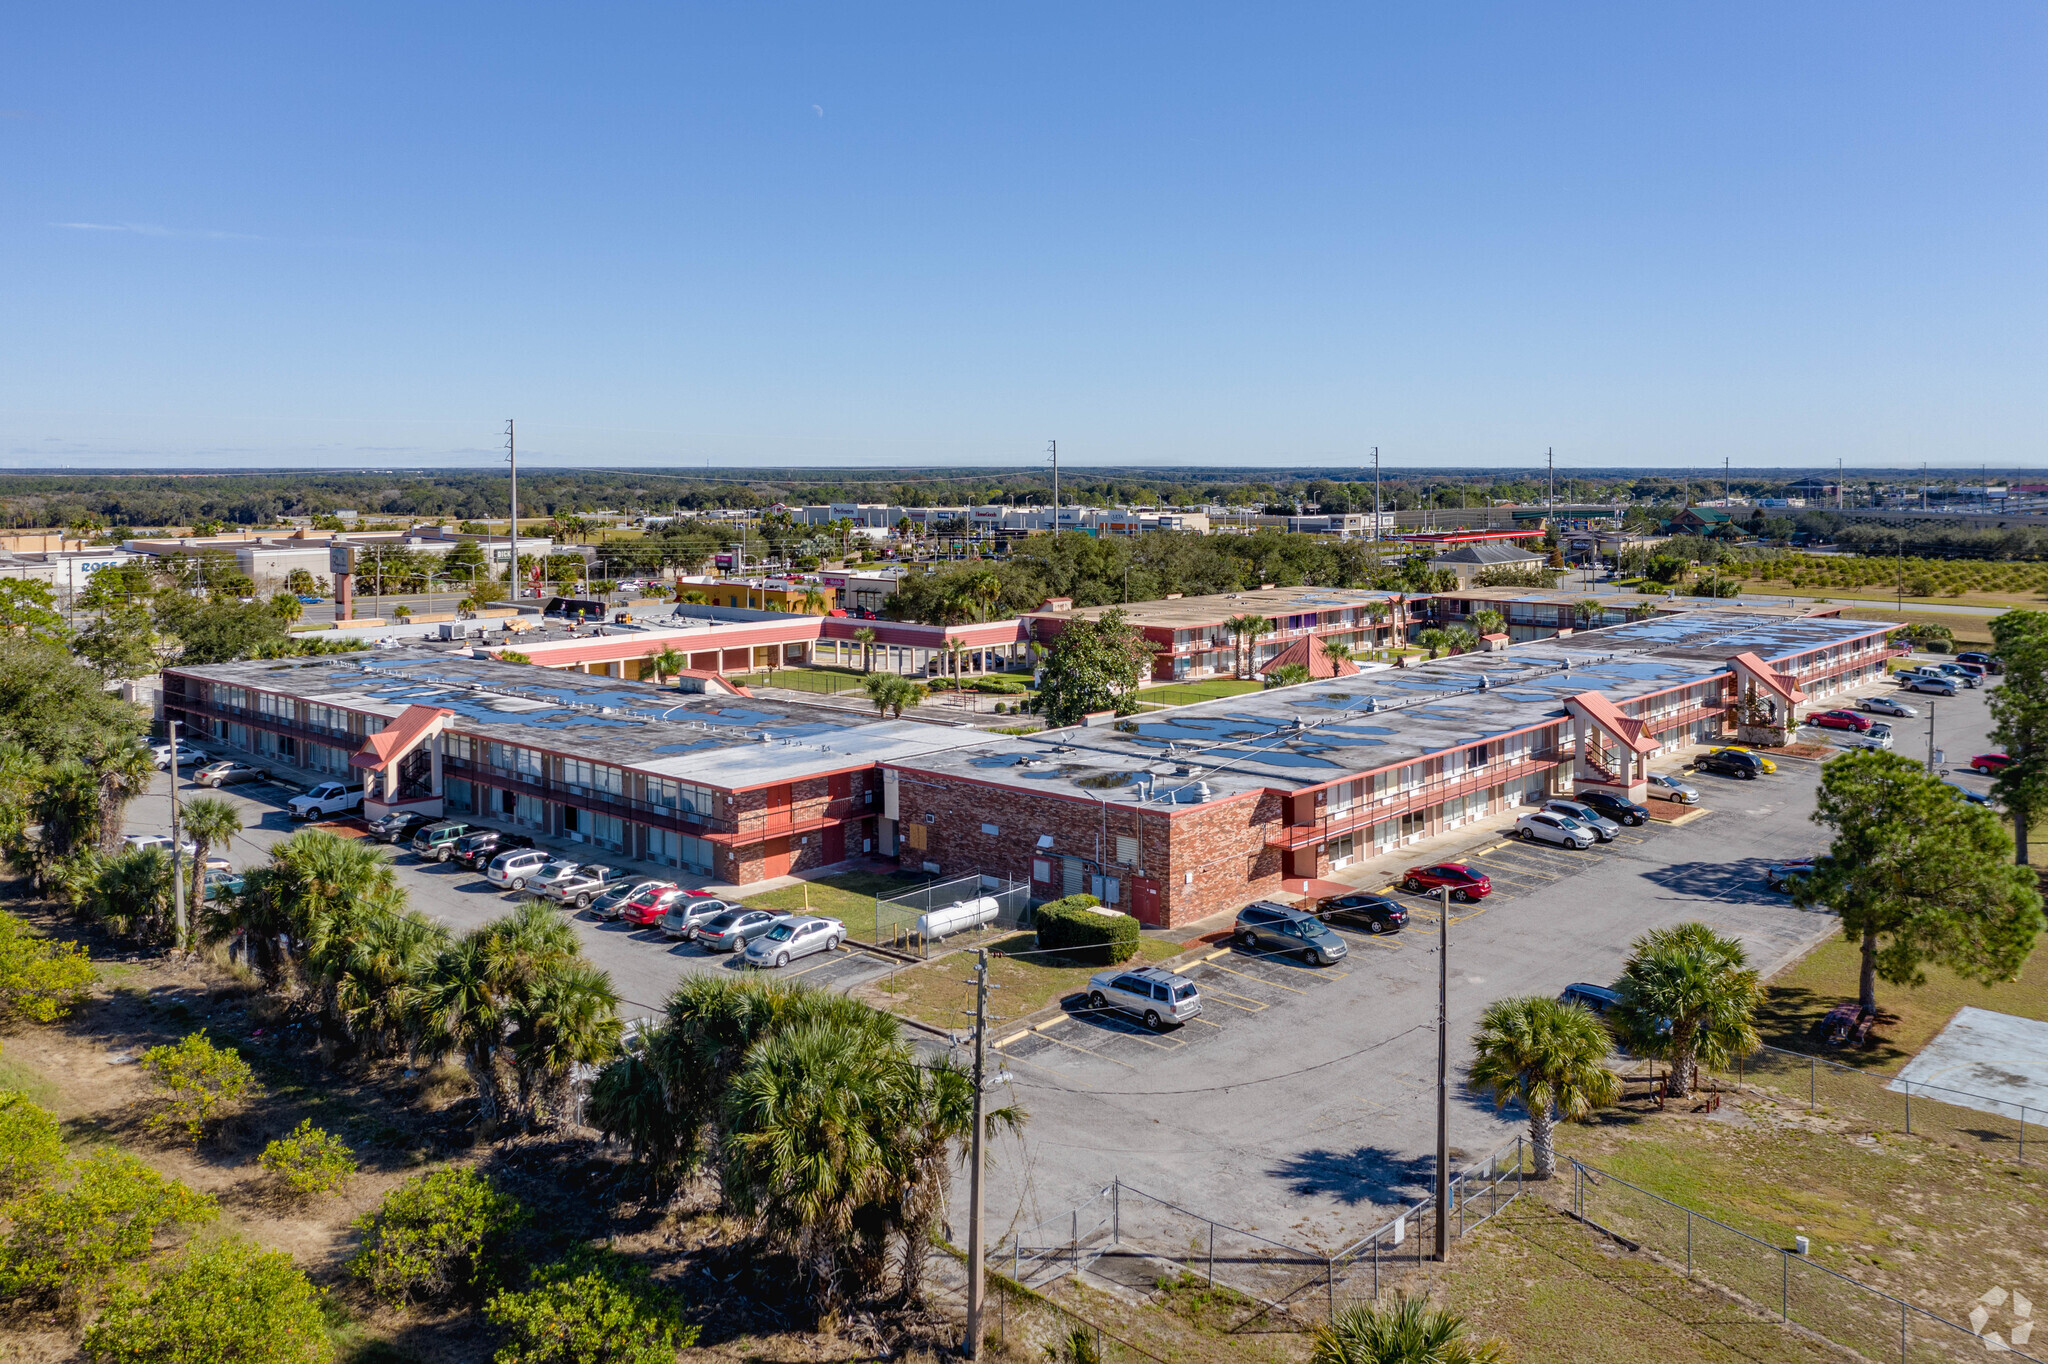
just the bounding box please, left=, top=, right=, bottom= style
left=287, top=781, right=364, bottom=821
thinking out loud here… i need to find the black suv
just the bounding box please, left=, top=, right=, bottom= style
left=1315, top=893, right=1408, bottom=935
left=454, top=829, right=535, bottom=870
left=1572, top=789, right=1649, bottom=826
left=367, top=810, right=436, bottom=844
left=1694, top=749, right=1765, bottom=780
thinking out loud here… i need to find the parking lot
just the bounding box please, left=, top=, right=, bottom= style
left=118, top=768, right=899, bottom=1020
left=975, top=666, right=2005, bottom=1246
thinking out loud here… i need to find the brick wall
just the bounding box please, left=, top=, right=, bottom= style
left=887, top=769, right=1288, bottom=928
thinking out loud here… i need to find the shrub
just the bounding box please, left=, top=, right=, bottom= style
left=0, top=911, right=96, bottom=1024
left=485, top=1246, right=699, bottom=1364
left=259, top=1120, right=357, bottom=1199
left=81, top=1237, right=328, bottom=1364
left=1033, top=894, right=1140, bottom=966
left=0, top=1093, right=65, bottom=1198
left=141, top=1031, right=254, bottom=1146
left=0, top=1149, right=217, bottom=1306
left=349, top=1167, right=529, bottom=1304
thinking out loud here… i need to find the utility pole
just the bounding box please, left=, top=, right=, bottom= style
left=965, top=948, right=992, bottom=1358
left=1546, top=447, right=1555, bottom=509
left=1435, top=882, right=1450, bottom=1261
left=1926, top=700, right=1938, bottom=774
left=1047, top=440, right=1059, bottom=538
left=1837, top=458, right=1844, bottom=511
left=1723, top=456, right=1731, bottom=510
left=505, top=420, right=519, bottom=607
left=167, top=720, right=187, bottom=952
left=1372, top=446, right=1382, bottom=552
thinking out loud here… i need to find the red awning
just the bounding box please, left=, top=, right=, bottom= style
left=1282, top=877, right=1359, bottom=901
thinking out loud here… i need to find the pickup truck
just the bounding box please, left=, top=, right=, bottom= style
left=287, top=782, right=364, bottom=821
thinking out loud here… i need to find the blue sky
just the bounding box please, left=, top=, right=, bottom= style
left=3, top=3, right=2044, bottom=471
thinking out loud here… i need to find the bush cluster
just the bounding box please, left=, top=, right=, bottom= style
left=0, top=1148, right=218, bottom=1307
left=258, top=1119, right=357, bottom=1199
left=141, top=1030, right=254, bottom=1146
left=485, top=1246, right=698, bottom=1364
left=1033, top=894, right=1141, bottom=966
left=81, top=1237, right=329, bottom=1364
left=0, top=1093, right=65, bottom=1198
left=349, top=1167, right=529, bottom=1304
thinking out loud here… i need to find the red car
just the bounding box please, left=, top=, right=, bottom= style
left=1808, top=709, right=1872, bottom=733
left=1400, top=863, right=1492, bottom=902
left=620, top=883, right=688, bottom=927
left=1971, top=753, right=2012, bottom=775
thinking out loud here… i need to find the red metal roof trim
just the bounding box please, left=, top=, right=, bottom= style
left=1730, top=650, right=1808, bottom=705
left=1566, top=691, right=1661, bottom=756
left=350, top=704, right=453, bottom=772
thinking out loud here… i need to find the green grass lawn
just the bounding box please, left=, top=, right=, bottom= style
left=1757, top=932, right=2048, bottom=1073
left=1138, top=678, right=1265, bottom=706
left=738, top=869, right=925, bottom=940
left=871, top=930, right=1186, bottom=1029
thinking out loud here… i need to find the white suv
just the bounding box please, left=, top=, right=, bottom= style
left=486, top=848, right=552, bottom=891
left=1086, top=966, right=1202, bottom=1030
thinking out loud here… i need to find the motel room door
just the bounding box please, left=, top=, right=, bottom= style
left=761, top=836, right=792, bottom=879
left=821, top=822, right=845, bottom=865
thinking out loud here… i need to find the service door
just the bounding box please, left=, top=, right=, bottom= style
left=821, top=822, right=845, bottom=865
left=1131, top=876, right=1161, bottom=926
left=761, top=836, right=792, bottom=879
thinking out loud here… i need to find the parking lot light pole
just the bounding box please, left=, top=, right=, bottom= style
left=167, top=721, right=187, bottom=952
left=1926, top=700, right=1937, bottom=774
left=1435, top=883, right=1450, bottom=1261
left=965, top=947, right=990, bottom=1359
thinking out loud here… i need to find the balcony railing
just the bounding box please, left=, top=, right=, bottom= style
left=1265, top=753, right=1562, bottom=852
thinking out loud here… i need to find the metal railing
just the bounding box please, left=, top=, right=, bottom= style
left=1570, top=1157, right=2042, bottom=1361
left=1740, top=1041, right=2038, bottom=1165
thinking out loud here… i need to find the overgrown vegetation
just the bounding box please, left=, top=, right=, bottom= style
left=141, top=1029, right=255, bottom=1146
left=258, top=1119, right=358, bottom=1199
left=348, top=1167, right=530, bottom=1305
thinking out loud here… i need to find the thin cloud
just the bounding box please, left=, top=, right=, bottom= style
left=52, top=221, right=261, bottom=241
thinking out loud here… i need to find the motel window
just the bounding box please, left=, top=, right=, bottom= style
left=647, top=777, right=717, bottom=818
left=562, top=758, right=624, bottom=797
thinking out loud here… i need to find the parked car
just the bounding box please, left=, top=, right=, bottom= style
left=1971, top=753, right=2013, bottom=776
left=486, top=847, right=552, bottom=891
left=1858, top=695, right=1917, bottom=718
left=1541, top=799, right=1621, bottom=841
left=122, top=832, right=195, bottom=858
left=193, top=760, right=266, bottom=788
left=1948, top=661, right=1988, bottom=681
left=150, top=741, right=211, bottom=771
left=1233, top=901, right=1349, bottom=965
left=1840, top=723, right=1893, bottom=751
left=1644, top=772, right=1700, bottom=804
left=1900, top=673, right=1956, bottom=697
left=411, top=820, right=473, bottom=861
left=202, top=867, right=245, bottom=901
left=287, top=781, right=363, bottom=820
left=541, top=865, right=639, bottom=909
left=1764, top=858, right=1814, bottom=892
left=594, top=879, right=666, bottom=921
left=296, top=594, right=324, bottom=604
left=1694, top=749, right=1766, bottom=780
left=1572, top=789, right=1649, bottom=826
left=1085, top=965, right=1203, bottom=1030
left=1933, top=663, right=1982, bottom=689
left=659, top=896, right=742, bottom=940
left=1516, top=810, right=1596, bottom=849
left=743, top=915, right=845, bottom=968
left=693, top=908, right=788, bottom=952
left=1399, top=863, right=1492, bottom=902
left=523, top=860, right=588, bottom=898
left=453, top=829, right=534, bottom=870
left=620, top=883, right=691, bottom=927
left=1946, top=781, right=1998, bottom=808
left=1709, top=746, right=1776, bottom=773
left=1807, top=709, right=1872, bottom=733
left=1559, top=982, right=1621, bottom=1014
left=1315, top=892, right=1408, bottom=935
left=1956, top=651, right=2003, bottom=674
left=365, top=809, right=434, bottom=843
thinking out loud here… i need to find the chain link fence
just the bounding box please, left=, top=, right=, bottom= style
left=987, top=1136, right=1530, bottom=1327
left=1570, top=1157, right=2042, bottom=1362
left=1740, top=1042, right=2038, bottom=1164
left=874, top=874, right=1032, bottom=957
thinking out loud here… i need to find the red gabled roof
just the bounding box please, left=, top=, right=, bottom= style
left=350, top=704, right=453, bottom=772
left=1258, top=634, right=1362, bottom=680
left=1730, top=651, right=1808, bottom=705
left=1565, top=691, right=1660, bottom=756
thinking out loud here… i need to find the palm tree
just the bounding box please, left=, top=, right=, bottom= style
left=1416, top=627, right=1450, bottom=660
left=1365, top=599, right=1391, bottom=650
left=968, top=569, right=1003, bottom=623
left=1319, top=639, right=1354, bottom=674
left=1575, top=598, right=1604, bottom=628
left=92, top=736, right=158, bottom=858
left=335, top=908, right=448, bottom=1058
left=270, top=591, right=304, bottom=625
left=853, top=626, right=877, bottom=673
left=645, top=646, right=689, bottom=683
left=87, top=845, right=174, bottom=939
left=1611, top=922, right=1762, bottom=1098
left=679, top=589, right=710, bottom=606
left=508, top=960, right=622, bottom=1127
left=1311, top=1296, right=1508, bottom=1364
left=797, top=585, right=830, bottom=616
left=1446, top=625, right=1480, bottom=655
left=29, top=758, right=99, bottom=870
left=1471, top=608, right=1507, bottom=638
left=885, top=1053, right=1024, bottom=1303
left=945, top=639, right=969, bottom=685
left=179, top=796, right=242, bottom=949
left=1225, top=613, right=1271, bottom=679
left=722, top=1019, right=901, bottom=1312
left=863, top=673, right=922, bottom=718
left=1467, top=996, right=1619, bottom=1179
